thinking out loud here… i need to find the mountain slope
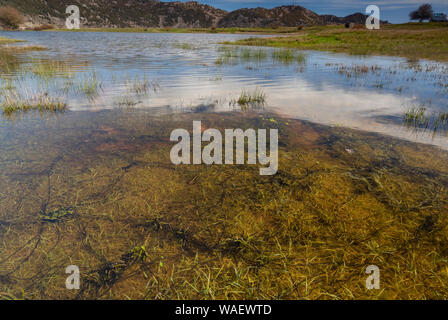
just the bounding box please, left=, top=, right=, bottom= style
left=0, top=0, right=227, bottom=28
left=0, top=0, right=382, bottom=28
left=217, top=5, right=321, bottom=28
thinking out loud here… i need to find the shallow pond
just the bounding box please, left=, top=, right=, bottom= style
left=0, top=31, right=448, bottom=300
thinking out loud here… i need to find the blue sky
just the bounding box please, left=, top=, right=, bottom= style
left=172, top=0, right=448, bottom=23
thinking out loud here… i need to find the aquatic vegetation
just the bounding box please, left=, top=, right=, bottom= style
left=175, top=42, right=197, bottom=50
left=271, top=48, right=306, bottom=65
left=0, top=91, right=67, bottom=116
left=241, top=48, right=269, bottom=62
left=0, top=77, right=16, bottom=91
left=272, top=49, right=295, bottom=64
left=218, top=46, right=240, bottom=59
left=0, top=49, right=21, bottom=73
left=75, top=72, right=103, bottom=99
left=31, top=60, right=74, bottom=79
left=0, top=291, right=25, bottom=300
left=404, top=104, right=448, bottom=136
left=1, top=110, right=448, bottom=300
left=231, top=88, right=266, bottom=109
left=0, top=36, right=22, bottom=45
left=126, top=76, right=158, bottom=95
left=295, top=53, right=306, bottom=65
left=1, top=45, right=47, bottom=53
left=404, top=105, right=429, bottom=130
left=215, top=46, right=240, bottom=65
left=216, top=46, right=304, bottom=66
left=79, top=244, right=148, bottom=298
left=337, top=64, right=380, bottom=77
left=434, top=112, right=448, bottom=131
left=252, top=48, right=268, bottom=61
left=240, top=48, right=252, bottom=60
left=216, top=46, right=270, bottom=65
left=115, top=95, right=139, bottom=107
left=214, top=57, right=224, bottom=65
left=0, top=29, right=448, bottom=301
left=40, top=207, right=74, bottom=223
left=0, top=38, right=48, bottom=74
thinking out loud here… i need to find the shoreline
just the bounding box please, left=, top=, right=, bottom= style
left=4, top=23, right=444, bottom=62
left=43, top=27, right=301, bottom=35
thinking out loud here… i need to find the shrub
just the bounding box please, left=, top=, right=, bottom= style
left=0, top=6, right=24, bottom=29
left=33, top=24, right=54, bottom=31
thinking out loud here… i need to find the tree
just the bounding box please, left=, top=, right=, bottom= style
left=409, top=4, right=433, bottom=22
left=0, top=6, right=24, bottom=29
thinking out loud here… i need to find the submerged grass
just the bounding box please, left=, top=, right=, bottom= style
left=0, top=30, right=448, bottom=301
left=0, top=92, right=67, bottom=116
left=0, top=36, right=22, bottom=45
left=1, top=110, right=448, bottom=299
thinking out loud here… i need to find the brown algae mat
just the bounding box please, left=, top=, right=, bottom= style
left=0, top=109, right=447, bottom=300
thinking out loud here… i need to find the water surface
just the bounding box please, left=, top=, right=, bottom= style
left=1, top=31, right=447, bottom=148
left=1, top=31, right=448, bottom=300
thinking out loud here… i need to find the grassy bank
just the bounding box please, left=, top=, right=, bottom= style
left=49, top=26, right=301, bottom=35
left=0, top=36, right=22, bottom=45
left=221, top=23, right=448, bottom=62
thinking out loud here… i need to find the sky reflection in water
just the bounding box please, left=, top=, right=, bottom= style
left=1, top=30, right=448, bottom=148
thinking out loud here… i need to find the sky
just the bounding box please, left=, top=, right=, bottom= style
left=170, top=0, right=448, bottom=23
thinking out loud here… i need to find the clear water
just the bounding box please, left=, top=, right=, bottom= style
left=2, top=31, right=448, bottom=300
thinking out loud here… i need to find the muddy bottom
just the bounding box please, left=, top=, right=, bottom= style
left=0, top=109, right=447, bottom=300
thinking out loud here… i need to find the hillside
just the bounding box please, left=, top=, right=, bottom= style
left=0, top=0, right=227, bottom=28
left=217, top=5, right=320, bottom=28
left=0, top=0, right=380, bottom=28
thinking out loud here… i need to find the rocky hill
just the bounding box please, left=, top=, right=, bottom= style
left=0, top=0, right=382, bottom=28
left=0, top=0, right=227, bottom=28
left=320, top=13, right=376, bottom=25
left=217, top=5, right=321, bottom=28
